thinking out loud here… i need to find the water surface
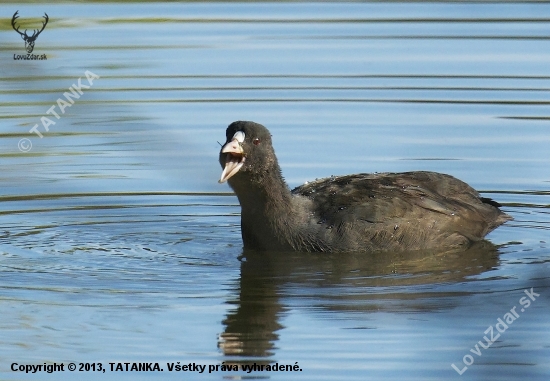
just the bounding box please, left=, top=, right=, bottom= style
left=0, top=2, right=549, bottom=380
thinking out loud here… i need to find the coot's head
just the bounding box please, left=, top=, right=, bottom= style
left=219, top=121, right=276, bottom=183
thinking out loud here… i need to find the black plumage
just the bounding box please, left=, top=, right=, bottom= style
left=219, top=121, right=512, bottom=252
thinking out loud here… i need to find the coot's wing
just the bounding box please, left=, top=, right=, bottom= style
left=292, top=171, right=510, bottom=247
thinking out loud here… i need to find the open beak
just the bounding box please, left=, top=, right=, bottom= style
left=219, top=132, right=246, bottom=183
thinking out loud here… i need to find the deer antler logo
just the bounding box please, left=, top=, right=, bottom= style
left=11, top=10, right=49, bottom=54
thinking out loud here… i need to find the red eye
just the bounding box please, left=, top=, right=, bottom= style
left=252, top=138, right=261, bottom=146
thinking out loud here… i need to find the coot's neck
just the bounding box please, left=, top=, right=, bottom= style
left=229, top=168, right=293, bottom=218
left=227, top=168, right=300, bottom=250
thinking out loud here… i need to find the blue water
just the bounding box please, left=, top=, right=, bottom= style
left=0, top=2, right=549, bottom=380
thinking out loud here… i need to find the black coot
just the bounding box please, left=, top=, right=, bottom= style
left=219, top=121, right=512, bottom=252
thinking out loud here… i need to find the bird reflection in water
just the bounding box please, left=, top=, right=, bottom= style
left=218, top=241, right=501, bottom=360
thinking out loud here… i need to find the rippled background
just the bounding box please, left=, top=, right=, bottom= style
left=0, top=2, right=549, bottom=380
